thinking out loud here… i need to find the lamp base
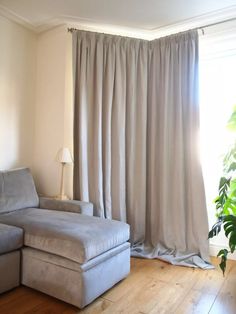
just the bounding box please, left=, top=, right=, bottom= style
left=54, top=195, right=70, bottom=201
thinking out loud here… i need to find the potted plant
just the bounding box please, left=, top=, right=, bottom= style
left=208, top=107, right=236, bottom=274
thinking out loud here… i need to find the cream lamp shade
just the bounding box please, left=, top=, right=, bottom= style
left=56, top=147, right=73, bottom=164
left=56, top=147, right=73, bottom=200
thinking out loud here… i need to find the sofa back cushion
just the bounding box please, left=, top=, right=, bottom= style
left=0, top=168, right=39, bottom=213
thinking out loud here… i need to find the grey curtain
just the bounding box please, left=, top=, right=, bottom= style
left=72, top=30, right=212, bottom=268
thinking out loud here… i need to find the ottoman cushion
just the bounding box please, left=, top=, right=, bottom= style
left=0, top=208, right=130, bottom=263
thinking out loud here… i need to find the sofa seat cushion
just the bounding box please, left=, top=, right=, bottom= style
left=0, top=223, right=23, bottom=254
left=0, top=208, right=130, bottom=264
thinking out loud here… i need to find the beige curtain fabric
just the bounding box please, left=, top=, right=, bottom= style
left=73, top=30, right=212, bottom=268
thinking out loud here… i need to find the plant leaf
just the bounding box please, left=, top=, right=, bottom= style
left=228, top=162, right=236, bottom=172
left=217, top=249, right=228, bottom=275
left=227, top=106, right=236, bottom=131
left=208, top=218, right=223, bottom=238
left=222, top=215, right=236, bottom=254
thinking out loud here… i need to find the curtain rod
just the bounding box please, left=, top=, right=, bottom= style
left=192, top=16, right=236, bottom=34
left=67, top=16, right=236, bottom=34
left=68, top=28, right=77, bottom=32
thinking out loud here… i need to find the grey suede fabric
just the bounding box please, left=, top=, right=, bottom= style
left=0, top=223, right=23, bottom=254
left=0, top=168, right=39, bottom=213
left=22, top=245, right=130, bottom=308
left=39, top=197, right=93, bottom=216
left=0, top=251, right=20, bottom=293
left=0, top=208, right=130, bottom=263
left=20, top=242, right=130, bottom=273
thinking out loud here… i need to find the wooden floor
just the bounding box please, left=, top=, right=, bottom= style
left=0, top=257, right=236, bottom=314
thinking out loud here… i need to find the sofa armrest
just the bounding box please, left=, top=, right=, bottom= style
left=39, top=197, right=93, bottom=216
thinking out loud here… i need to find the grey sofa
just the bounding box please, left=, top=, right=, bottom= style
left=0, top=168, right=130, bottom=308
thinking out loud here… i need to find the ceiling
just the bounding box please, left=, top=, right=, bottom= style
left=0, top=0, right=236, bottom=38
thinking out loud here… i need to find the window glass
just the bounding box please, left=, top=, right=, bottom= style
left=199, top=24, right=236, bottom=246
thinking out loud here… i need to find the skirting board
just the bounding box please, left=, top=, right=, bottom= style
left=210, top=244, right=236, bottom=260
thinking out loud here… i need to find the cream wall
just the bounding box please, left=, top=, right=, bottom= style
left=0, top=18, right=73, bottom=197
left=0, top=15, right=36, bottom=170
left=32, top=26, right=73, bottom=198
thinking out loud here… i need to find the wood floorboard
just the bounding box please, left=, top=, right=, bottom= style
left=0, top=257, right=235, bottom=314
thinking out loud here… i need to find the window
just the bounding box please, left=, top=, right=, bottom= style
left=199, top=20, right=236, bottom=251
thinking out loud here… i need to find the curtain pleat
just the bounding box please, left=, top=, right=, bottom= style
left=73, top=30, right=212, bottom=268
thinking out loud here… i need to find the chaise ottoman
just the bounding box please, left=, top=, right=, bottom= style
left=0, top=208, right=130, bottom=308
left=0, top=168, right=130, bottom=308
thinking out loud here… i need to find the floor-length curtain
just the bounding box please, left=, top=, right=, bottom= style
left=72, top=30, right=212, bottom=268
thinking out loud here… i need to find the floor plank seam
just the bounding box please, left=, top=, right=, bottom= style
left=207, top=268, right=229, bottom=314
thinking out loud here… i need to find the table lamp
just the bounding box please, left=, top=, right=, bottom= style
left=56, top=147, right=73, bottom=200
